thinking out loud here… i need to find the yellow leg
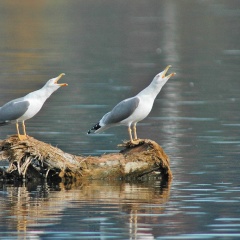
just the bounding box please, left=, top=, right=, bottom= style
left=133, top=123, right=138, bottom=140
left=16, top=122, right=20, bottom=138
left=22, top=121, right=27, bottom=136
left=16, top=122, right=27, bottom=140
left=126, top=124, right=142, bottom=145
left=128, top=126, right=134, bottom=143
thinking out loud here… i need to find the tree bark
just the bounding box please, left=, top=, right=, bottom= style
left=0, top=135, right=172, bottom=182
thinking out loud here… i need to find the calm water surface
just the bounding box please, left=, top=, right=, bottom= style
left=0, top=0, right=240, bottom=239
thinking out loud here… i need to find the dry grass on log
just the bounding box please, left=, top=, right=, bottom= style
left=0, top=135, right=172, bottom=182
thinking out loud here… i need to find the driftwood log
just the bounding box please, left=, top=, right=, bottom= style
left=0, top=135, right=172, bottom=183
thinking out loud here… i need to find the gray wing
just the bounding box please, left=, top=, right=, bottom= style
left=102, top=97, right=140, bottom=125
left=0, top=98, right=30, bottom=123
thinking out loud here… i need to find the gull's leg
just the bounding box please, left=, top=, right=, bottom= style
left=22, top=121, right=27, bottom=136
left=128, top=125, right=141, bottom=145
left=128, top=126, right=134, bottom=143
left=16, top=121, right=27, bottom=140
left=16, top=122, right=21, bottom=139
left=133, top=123, right=138, bottom=140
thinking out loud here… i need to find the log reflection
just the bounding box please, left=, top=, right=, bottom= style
left=1, top=179, right=171, bottom=239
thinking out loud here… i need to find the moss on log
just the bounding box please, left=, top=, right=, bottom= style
left=0, top=135, right=172, bottom=182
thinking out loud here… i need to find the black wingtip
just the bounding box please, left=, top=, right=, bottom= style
left=87, top=122, right=101, bottom=134
left=0, top=121, right=11, bottom=126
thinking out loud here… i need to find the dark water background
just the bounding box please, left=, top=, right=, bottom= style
left=0, top=0, right=240, bottom=239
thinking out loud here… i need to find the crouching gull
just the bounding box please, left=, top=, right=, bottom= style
left=88, top=65, right=176, bottom=144
left=0, top=73, right=67, bottom=140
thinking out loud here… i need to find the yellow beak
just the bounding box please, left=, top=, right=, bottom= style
left=162, top=65, right=176, bottom=78
left=55, top=73, right=68, bottom=87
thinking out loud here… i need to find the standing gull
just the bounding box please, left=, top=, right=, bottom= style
left=0, top=73, right=67, bottom=140
left=88, top=65, right=176, bottom=144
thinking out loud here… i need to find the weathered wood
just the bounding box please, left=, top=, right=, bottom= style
left=0, top=135, right=172, bottom=182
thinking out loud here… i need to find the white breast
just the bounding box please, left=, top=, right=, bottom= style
left=18, top=98, right=45, bottom=121
left=120, top=96, right=154, bottom=125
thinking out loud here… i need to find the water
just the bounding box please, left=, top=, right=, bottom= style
left=0, top=0, right=240, bottom=239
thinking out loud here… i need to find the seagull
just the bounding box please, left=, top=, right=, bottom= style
left=0, top=73, right=67, bottom=140
left=88, top=65, right=176, bottom=144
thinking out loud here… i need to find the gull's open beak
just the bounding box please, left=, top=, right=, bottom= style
left=54, top=73, right=68, bottom=86
left=162, top=65, right=176, bottom=78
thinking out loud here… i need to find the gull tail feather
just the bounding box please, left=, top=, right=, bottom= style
left=87, top=122, right=101, bottom=134
left=0, top=121, right=11, bottom=126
